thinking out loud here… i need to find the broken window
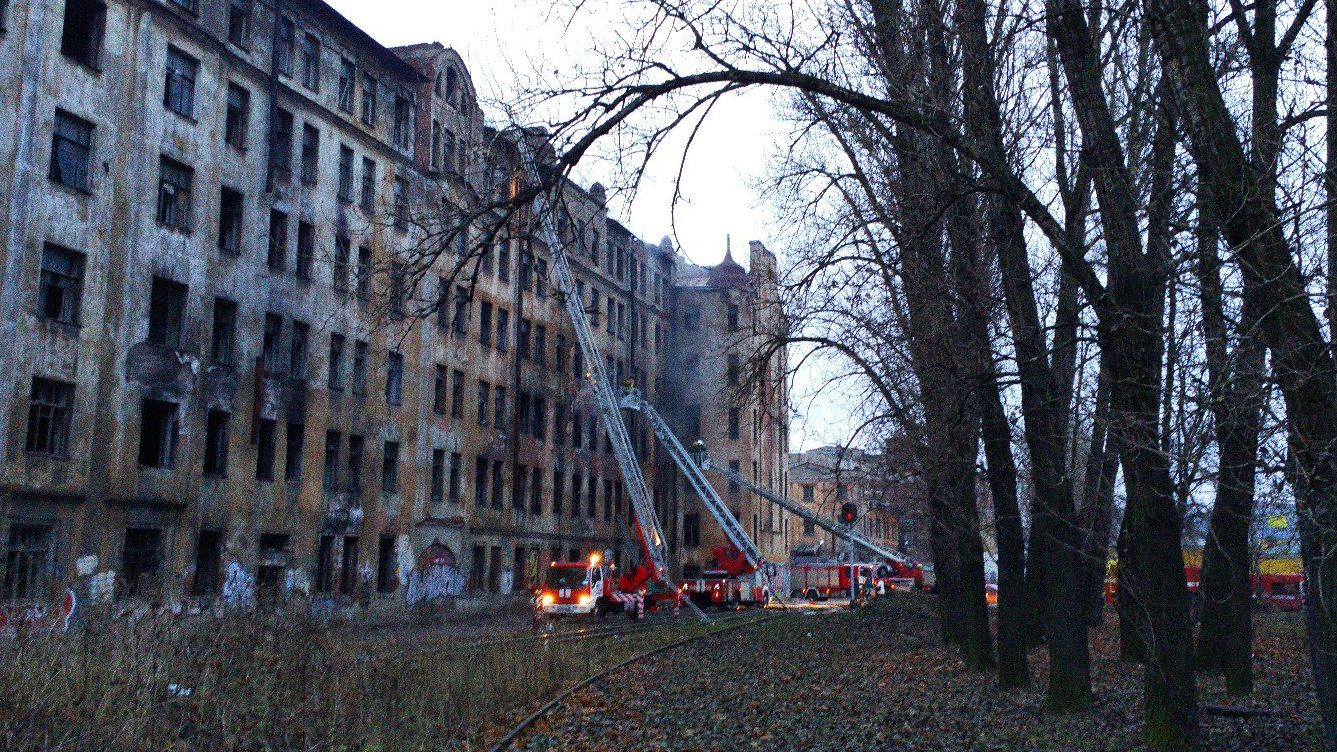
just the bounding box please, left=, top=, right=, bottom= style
left=300, top=33, right=319, bottom=91
left=586, top=475, right=597, bottom=517
left=453, top=286, right=469, bottom=337
left=430, top=448, right=445, bottom=505
left=339, top=536, right=359, bottom=593
left=295, top=221, right=314, bottom=280
left=727, top=354, right=740, bottom=386
left=202, top=409, right=229, bottom=477
left=381, top=441, right=399, bottom=494
left=393, top=175, right=408, bottom=229
left=147, top=275, right=187, bottom=348
left=218, top=186, right=243, bottom=255
left=26, top=377, right=74, bottom=457
left=256, top=534, right=288, bottom=603
left=530, top=467, right=542, bottom=514
left=327, top=333, right=345, bottom=391
left=289, top=321, right=309, bottom=380
left=683, top=513, right=701, bottom=547
left=729, top=408, right=741, bottom=440
left=38, top=243, right=84, bottom=325
left=262, top=313, right=283, bottom=373
left=314, top=534, right=335, bottom=593
left=322, top=431, right=341, bottom=492
left=518, top=318, right=531, bottom=360
left=275, top=16, right=294, bottom=76
left=120, top=527, right=162, bottom=598
left=491, top=460, right=503, bottom=509
left=255, top=418, right=276, bottom=481
left=211, top=297, right=237, bottom=365
left=2, top=523, right=52, bottom=601
left=267, top=209, right=287, bottom=270
left=493, top=385, right=506, bottom=429
left=300, top=123, right=319, bottom=185
left=570, top=473, right=582, bottom=519
left=333, top=234, right=350, bottom=291
left=361, top=73, right=377, bottom=125
left=60, top=0, right=106, bottom=69
left=191, top=530, right=221, bottom=596
left=474, top=456, right=488, bottom=506
left=346, top=434, right=364, bottom=493
left=227, top=0, right=250, bottom=47
left=337, top=144, right=353, bottom=201
left=225, top=83, right=249, bottom=148
left=433, top=365, right=448, bottom=415
left=163, top=46, right=197, bottom=117
left=352, top=340, right=367, bottom=394
left=445, top=67, right=459, bottom=106
left=49, top=109, right=92, bottom=191
left=470, top=544, right=485, bottom=591
left=393, top=94, right=412, bottom=149
left=360, top=157, right=375, bottom=212
left=385, top=350, right=403, bottom=406
left=156, top=156, right=193, bottom=230
left=497, top=242, right=511, bottom=282
left=552, top=469, right=564, bottom=515
left=138, top=399, right=179, bottom=468
left=270, top=108, right=293, bottom=181
left=554, top=402, right=566, bottom=447
left=448, top=452, right=462, bottom=503
left=479, top=302, right=492, bottom=347
left=284, top=422, right=303, bottom=481
left=376, top=536, right=395, bottom=593
left=476, top=380, right=489, bottom=427
left=728, top=460, right=741, bottom=494
left=356, top=246, right=371, bottom=300
left=338, top=57, right=355, bottom=112
left=495, top=308, right=509, bottom=351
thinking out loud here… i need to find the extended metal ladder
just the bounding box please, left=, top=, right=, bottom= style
left=516, top=143, right=708, bottom=620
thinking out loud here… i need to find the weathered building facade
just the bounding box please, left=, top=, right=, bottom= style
left=787, top=445, right=924, bottom=561
left=0, top=0, right=785, bottom=614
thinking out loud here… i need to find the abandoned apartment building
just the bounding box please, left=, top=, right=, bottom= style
left=0, top=0, right=791, bottom=613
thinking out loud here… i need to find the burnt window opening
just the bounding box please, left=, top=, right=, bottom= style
left=517, top=318, right=531, bottom=360
left=479, top=302, right=492, bottom=347
left=225, top=83, right=249, bottom=149
left=284, top=422, right=304, bottom=481
left=327, top=333, right=345, bottom=391
left=571, top=408, right=584, bottom=448
left=163, top=46, right=198, bottom=117
left=586, top=476, right=597, bottom=518
left=267, top=209, right=287, bottom=271
left=256, top=534, right=288, bottom=603
left=295, top=221, right=314, bottom=280
left=385, top=351, right=403, bottom=406
left=513, top=464, right=527, bottom=511
left=603, top=479, right=613, bottom=521
left=552, top=469, right=565, bottom=515
left=360, top=157, right=375, bottom=212
left=392, top=176, right=408, bottom=229
left=376, top=536, right=395, bottom=593
left=356, top=246, right=372, bottom=300
left=26, top=377, right=74, bottom=457
left=314, top=534, right=335, bottom=593
left=338, top=58, right=355, bottom=112
left=346, top=434, right=364, bottom=494
left=436, top=278, right=450, bottom=330
left=444, top=129, right=458, bottom=173
left=361, top=73, right=377, bottom=125
left=147, top=276, right=187, bottom=349
left=191, top=530, right=221, bottom=596
left=389, top=262, right=407, bottom=319
left=495, top=308, right=509, bottom=352
left=289, top=321, right=309, bottom=381
left=535, top=325, right=547, bottom=366
left=60, top=0, right=106, bottom=69
left=275, top=16, right=295, bottom=76
left=381, top=441, right=400, bottom=494
left=445, top=67, right=459, bottom=106
left=156, top=156, right=193, bottom=231
left=474, top=456, right=488, bottom=506
left=430, top=448, right=445, bottom=505
left=393, top=94, right=412, bottom=149
left=728, top=460, right=741, bottom=494
left=218, top=187, right=243, bottom=255
left=727, top=303, right=740, bottom=332
left=138, top=399, right=179, bottom=468
left=470, top=544, right=485, bottom=591
left=269, top=108, right=293, bottom=182
left=555, top=334, right=567, bottom=373
left=530, top=467, right=542, bottom=515
left=210, top=297, right=237, bottom=365
left=497, top=243, right=511, bottom=283
left=453, top=287, right=470, bottom=338
left=255, top=418, right=277, bottom=481
left=322, top=431, right=341, bottom=492
left=202, top=409, right=229, bottom=477
left=227, top=0, right=251, bottom=48
left=261, top=313, right=283, bottom=374
left=449, top=369, right=464, bottom=419
left=683, top=513, right=702, bottom=548
left=3, top=523, right=54, bottom=602
left=299, top=123, right=319, bottom=185
left=38, top=243, right=85, bottom=326
left=300, top=33, right=320, bottom=91
left=337, top=145, right=354, bottom=202
left=448, top=452, right=462, bottom=503
left=432, top=365, right=448, bottom=415
left=553, top=403, right=566, bottom=447
left=120, top=527, right=162, bottom=598
left=50, top=109, right=93, bottom=191
left=352, top=340, right=368, bottom=395
left=490, top=460, right=504, bottom=510
left=804, top=517, right=816, bottom=535
left=333, top=235, right=351, bottom=291
left=728, top=408, right=741, bottom=440
left=727, top=354, right=740, bottom=386
left=476, top=380, right=489, bottom=427
left=493, top=385, right=507, bottom=429
left=339, top=536, right=358, bottom=594
left=569, top=473, right=582, bottom=519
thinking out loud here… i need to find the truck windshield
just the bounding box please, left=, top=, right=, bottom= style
left=546, top=567, right=589, bottom=588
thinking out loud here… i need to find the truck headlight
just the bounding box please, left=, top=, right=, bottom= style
left=541, top=593, right=555, bottom=606
left=578, top=594, right=592, bottom=606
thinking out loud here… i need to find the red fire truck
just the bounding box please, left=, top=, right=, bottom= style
left=680, top=546, right=772, bottom=609
left=536, top=552, right=657, bottom=619
left=789, top=561, right=880, bottom=601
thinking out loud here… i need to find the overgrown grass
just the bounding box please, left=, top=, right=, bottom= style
left=0, top=606, right=729, bottom=751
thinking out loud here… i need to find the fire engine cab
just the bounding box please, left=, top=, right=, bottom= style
left=536, top=553, right=650, bottom=619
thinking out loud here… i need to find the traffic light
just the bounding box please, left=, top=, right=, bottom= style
left=839, top=502, right=858, bottom=525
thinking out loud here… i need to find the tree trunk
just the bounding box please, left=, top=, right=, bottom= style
left=1079, top=367, right=1119, bottom=627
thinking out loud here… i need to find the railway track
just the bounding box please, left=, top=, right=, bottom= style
left=486, top=609, right=793, bottom=752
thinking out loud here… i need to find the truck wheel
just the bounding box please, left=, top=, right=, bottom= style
left=806, top=588, right=819, bottom=602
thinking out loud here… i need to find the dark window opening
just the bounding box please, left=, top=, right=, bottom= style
left=267, top=209, right=287, bottom=270
left=376, top=535, right=395, bottom=593
left=202, top=409, right=229, bottom=477
left=300, top=123, right=319, bottom=185
left=296, top=221, right=314, bottom=280
left=163, top=46, right=197, bottom=117
left=352, top=340, right=368, bottom=394
left=120, top=527, right=162, bottom=598
left=218, top=187, right=243, bottom=255
left=322, top=431, right=341, bottom=492
left=255, top=418, right=277, bottom=481
left=430, top=449, right=446, bottom=505
left=50, top=109, right=92, bottom=191
left=284, top=422, right=304, bottom=481
left=385, top=351, right=403, bottom=406
left=60, top=0, right=106, bottom=69
left=339, top=536, right=359, bottom=594
left=382, top=441, right=399, bottom=493
left=138, top=399, right=179, bottom=468
left=227, top=0, right=251, bottom=47
left=225, top=83, right=249, bottom=148
left=38, top=243, right=84, bottom=325
left=315, top=534, right=335, bottom=593
left=346, top=434, right=364, bottom=494
left=191, top=530, right=221, bottom=596
left=156, top=156, right=193, bottom=230
left=211, top=297, right=237, bottom=365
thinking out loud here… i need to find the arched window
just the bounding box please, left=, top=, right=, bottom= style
left=445, top=67, right=459, bottom=107
left=434, top=73, right=442, bottom=97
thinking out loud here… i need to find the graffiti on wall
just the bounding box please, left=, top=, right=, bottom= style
left=405, top=539, right=465, bottom=604
left=0, top=590, right=77, bottom=636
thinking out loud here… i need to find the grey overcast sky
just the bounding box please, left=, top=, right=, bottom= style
left=326, top=0, right=852, bottom=451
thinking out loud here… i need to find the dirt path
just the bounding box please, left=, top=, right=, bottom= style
left=511, top=595, right=1321, bottom=751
